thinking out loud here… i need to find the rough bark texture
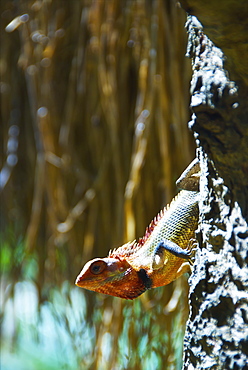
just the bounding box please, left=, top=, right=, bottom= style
left=180, top=0, right=248, bottom=86
left=179, top=3, right=248, bottom=370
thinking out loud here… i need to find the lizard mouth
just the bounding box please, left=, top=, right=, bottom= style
left=75, top=274, right=83, bottom=286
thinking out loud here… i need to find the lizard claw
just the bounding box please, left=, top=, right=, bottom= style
left=187, top=238, right=198, bottom=265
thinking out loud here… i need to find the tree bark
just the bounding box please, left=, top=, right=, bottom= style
left=179, top=2, right=248, bottom=369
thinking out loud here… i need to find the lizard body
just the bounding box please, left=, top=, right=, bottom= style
left=76, top=160, right=200, bottom=299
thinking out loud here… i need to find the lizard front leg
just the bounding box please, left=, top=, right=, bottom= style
left=152, top=239, right=197, bottom=269
left=155, top=240, right=192, bottom=259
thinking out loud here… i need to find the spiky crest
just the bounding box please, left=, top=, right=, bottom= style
left=108, top=192, right=182, bottom=257
left=108, top=240, right=137, bottom=258
left=137, top=207, right=164, bottom=246
left=137, top=192, right=181, bottom=246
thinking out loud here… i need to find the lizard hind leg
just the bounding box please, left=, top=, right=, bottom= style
left=176, top=157, right=200, bottom=191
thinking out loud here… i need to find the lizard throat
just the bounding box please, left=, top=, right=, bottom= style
left=137, top=268, right=153, bottom=289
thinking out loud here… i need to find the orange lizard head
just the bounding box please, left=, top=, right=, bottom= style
left=75, top=257, right=150, bottom=299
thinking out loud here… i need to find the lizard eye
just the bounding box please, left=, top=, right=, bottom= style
left=90, top=260, right=106, bottom=275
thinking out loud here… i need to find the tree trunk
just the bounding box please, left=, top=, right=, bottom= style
left=179, top=1, right=248, bottom=369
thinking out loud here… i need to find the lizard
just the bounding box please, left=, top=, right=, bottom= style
left=75, top=158, right=200, bottom=299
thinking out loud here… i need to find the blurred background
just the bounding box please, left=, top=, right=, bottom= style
left=0, top=0, right=195, bottom=369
